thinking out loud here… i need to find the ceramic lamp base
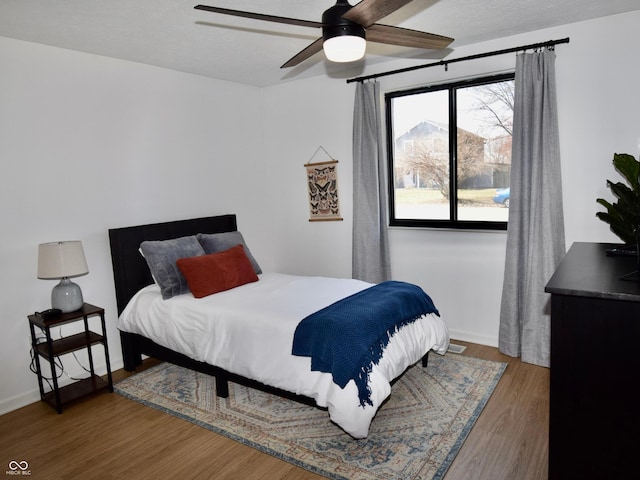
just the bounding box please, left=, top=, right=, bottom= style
left=51, top=277, right=84, bottom=313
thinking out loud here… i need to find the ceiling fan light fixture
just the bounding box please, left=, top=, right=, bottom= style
left=321, top=1, right=366, bottom=63
left=323, top=35, right=366, bottom=62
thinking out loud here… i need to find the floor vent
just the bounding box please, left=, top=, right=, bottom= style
left=447, top=343, right=467, bottom=354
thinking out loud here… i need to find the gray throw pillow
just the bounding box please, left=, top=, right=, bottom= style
left=197, top=231, right=262, bottom=275
left=140, top=235, right=205, bottom=299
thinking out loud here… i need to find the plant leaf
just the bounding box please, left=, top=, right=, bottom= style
left=595, top=153, right=640, bottom=244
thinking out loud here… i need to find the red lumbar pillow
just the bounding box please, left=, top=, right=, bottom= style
left=176, top=244, right=259, bottom=298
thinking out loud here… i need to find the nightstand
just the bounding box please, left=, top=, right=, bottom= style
left=28, top=303, right=113, bottom=413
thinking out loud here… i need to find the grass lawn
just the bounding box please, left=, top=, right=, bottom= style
left=395, top=188, right=498, bottom=206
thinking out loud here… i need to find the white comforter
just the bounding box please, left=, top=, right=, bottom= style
left=118, top=272, right=449, bottom=438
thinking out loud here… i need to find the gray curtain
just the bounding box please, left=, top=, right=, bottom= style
left=498, top=49, right=566, bottom=367
left=352, top=81, right=391, bottom=283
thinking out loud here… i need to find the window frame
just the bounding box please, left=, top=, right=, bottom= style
left=385, top=72, right=515, bottom=231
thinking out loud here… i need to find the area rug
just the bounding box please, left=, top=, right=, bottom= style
left=115, top=354, right=506, bottom=480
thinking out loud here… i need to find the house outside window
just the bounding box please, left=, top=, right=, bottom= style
left=385, top=73, right=515, bottom=230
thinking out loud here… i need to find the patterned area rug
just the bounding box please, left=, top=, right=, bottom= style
left=115, top=354, right=506, bottom=480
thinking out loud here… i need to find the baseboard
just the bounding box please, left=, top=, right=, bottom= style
left=448, top=329, right=498, bottom=348
left=0, top=359, right=120, bottom=416
left=0, top=389, right=41, bottom=416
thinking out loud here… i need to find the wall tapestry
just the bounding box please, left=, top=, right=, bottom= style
left=305, top=159, right=342, bottom=222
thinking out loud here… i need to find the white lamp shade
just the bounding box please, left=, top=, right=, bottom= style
left=323, top=35, right=366, bottom=63
left=38, top=241, right=89, bottom=279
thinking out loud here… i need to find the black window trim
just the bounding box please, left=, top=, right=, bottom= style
left=385, top=72, right=515, bottom=231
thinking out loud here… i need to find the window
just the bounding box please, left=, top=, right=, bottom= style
left=385, top=73, right=514, bottom=230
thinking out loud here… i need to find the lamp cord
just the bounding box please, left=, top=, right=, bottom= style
left=29, top=328, right=93, bottom=390
left=29, top=338, right=63, bottom=392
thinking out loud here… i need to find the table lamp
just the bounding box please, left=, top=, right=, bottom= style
left=37, top=241, right=89, bottom=313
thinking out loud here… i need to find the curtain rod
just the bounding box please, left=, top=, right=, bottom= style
left=346, top=37, right=570, bottom=84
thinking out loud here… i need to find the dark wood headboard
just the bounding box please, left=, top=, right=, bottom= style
left=108, top=214, right=237, bottom=315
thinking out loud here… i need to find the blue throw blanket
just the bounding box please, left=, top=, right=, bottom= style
left=292, top=281, right=439, bottom=407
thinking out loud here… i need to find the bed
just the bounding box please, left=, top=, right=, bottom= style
left=109, top=214, right=449, bottom=438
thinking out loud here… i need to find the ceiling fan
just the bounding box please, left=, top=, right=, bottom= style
left=194, top=0, right=454, bottom=68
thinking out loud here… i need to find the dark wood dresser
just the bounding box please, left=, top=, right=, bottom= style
left=545, top=242, right=640, bottom=479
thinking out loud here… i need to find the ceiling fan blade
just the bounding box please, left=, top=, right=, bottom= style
left=342, top=0, right=414, bottom=28
left=281, top=38, right=324, bottom=68
left=194, top=5, right=322, bottom=29
left=366, top=24, right=454, bottom=50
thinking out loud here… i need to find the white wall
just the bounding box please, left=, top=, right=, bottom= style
left=262, top=10, right=640, bottom=346
left=0, top=37, right=270, bottom=413
left=261, top=77, right=356, bottom=279
left=2, top=9, right=639, bottom=414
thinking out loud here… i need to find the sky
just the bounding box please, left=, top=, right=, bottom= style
left=390, top=82, right=513, bottom=140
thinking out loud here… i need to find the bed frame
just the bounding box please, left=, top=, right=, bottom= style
left=108, top=213, right=428, bottom=404
left=110, top=214, right=314, bottom=403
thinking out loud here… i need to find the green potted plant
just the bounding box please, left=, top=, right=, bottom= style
left=596, top=153, right=640, bottom=248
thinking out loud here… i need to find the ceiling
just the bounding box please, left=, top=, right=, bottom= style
left=2, top=0, right=639, bottom=87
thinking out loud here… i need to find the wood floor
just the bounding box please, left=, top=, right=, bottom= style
left=0, top=341, right=549, bottom=480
